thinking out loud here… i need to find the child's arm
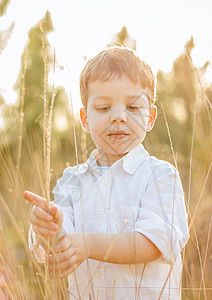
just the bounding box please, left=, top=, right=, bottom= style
left=24, top=191, right=65, bottom=247
left=48, top=231, right=161, bottom=278
left=88, top=232, right=161, bottom=263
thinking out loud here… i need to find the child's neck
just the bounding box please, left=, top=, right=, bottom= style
left=96, top=149, right=128, bottom=167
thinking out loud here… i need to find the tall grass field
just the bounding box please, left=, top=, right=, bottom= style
left=0, top=17, right=211, bottom=300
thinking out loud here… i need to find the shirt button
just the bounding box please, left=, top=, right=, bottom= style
left=99, top=209, right=104, bottom=215
left=102, top=179, right=107, bottom=184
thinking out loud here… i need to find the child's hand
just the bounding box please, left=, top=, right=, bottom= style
left=23, top=191, right=63, bottom=238
left=48, top=233, right=88, bottom=278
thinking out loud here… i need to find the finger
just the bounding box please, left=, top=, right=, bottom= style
left=50, top=207, right=63, bottom=227
left=48, top=246, right=75, bottom=264
left=49, top=206, right=58, bottom=218
left=59, top=263, right=78, bottom=278
left=32, top=206, right=53, bottom=222
left=31, top=214, right=59, bottom=231
left=51, top=235, right=72, bottom=254
left=32, top=224, right=56, bottom=237
left=49, top=255, right=78, bottom=275
left=23, top=191, right=47, bottom=211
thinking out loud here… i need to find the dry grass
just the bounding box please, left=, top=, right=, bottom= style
left=0, top=48, right=211, bottom=300
left=0, top=100, right=211, bottom=300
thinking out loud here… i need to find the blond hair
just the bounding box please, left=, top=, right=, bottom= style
left=80, top=46, right=156, bottom=110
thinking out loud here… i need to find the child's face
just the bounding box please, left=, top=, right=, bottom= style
left=80, top=77, right=157, bottom=166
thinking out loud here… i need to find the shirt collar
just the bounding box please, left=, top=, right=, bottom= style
left=86, top=149, right=100, bottom=172
left=120, top=143, right=149, bottom=174
left=84, top=143, right=149, bottom=175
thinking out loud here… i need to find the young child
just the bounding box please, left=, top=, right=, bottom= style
left=24, top=46, right=189, bottom=299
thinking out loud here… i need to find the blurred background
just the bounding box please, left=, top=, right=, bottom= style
left=0, top=0, right=211, bottom=299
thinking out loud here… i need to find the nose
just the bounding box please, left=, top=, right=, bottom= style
left=110, top=106, right=127, bottom=124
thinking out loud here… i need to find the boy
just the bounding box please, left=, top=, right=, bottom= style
left=25, top=46, right=189, bottom=299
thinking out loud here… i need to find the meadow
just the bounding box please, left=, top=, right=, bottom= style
left=0, top=77, right=211, bottom=300
left=0, top=14, right=212, bottom=300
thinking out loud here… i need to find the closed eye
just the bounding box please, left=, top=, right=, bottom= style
left=127, top=105, right=141, bottom=111
left=96, top=106, right=110, bottom=112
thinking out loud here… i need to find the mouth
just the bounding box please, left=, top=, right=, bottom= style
left=108, top=131, right=129, bottom=139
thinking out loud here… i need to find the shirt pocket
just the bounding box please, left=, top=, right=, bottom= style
left=69, top=185, right=93, bottom=232
left=108, top=205, right=139, bottom=233
left=68, top=185, right=84, bottom=205
left=67, top=185, right=84, bottom=231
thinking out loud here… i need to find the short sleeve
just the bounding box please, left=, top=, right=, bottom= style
left=135, top=162, right=189, bottom=264
left=53, top=167, right=76, bottom=234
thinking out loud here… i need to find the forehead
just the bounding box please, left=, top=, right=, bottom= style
left=87, top=78, right=149, bottom=100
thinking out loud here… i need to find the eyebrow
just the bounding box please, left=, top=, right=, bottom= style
left=92, top=93, right=148, bottom=102
left=92, top=95, right=111, bottom=101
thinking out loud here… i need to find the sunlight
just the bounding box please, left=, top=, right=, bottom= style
left=172, top=98, right=187, bottom=122
left=0, top=0, right=211, bottom=108
left=53, top=113, right=69, bottom=132
left=0, top=116, right=4, bottom=129
left=0, top=1, right=211, bottom=299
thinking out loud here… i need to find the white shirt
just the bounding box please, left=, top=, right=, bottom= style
left=29, top=143, right=189, bottom=300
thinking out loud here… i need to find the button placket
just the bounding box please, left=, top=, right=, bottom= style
left=95, top=172, right=112, bottom=233
left=102, top=173, right=111, bottom=186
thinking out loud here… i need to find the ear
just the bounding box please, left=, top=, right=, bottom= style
left=80, top=107, right=90, bottom=132
left=147, top=105, right=157, bottom=132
